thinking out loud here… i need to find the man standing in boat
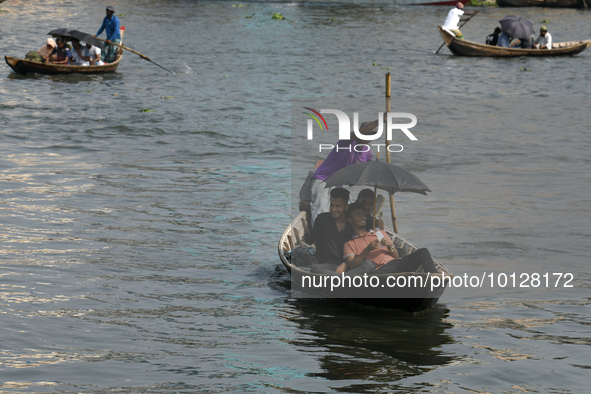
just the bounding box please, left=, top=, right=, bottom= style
left=442, top=2, right=474, bottom=40
left=94, top=5, right=121, bottom=63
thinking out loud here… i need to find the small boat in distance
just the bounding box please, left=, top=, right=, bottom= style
left=5, top=27, right=125, bottom=75
left=438, top=26, right=591, bottom=57
left=496, top=0, right=585, bottom=7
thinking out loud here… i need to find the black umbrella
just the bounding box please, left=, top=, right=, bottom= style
left=499, top=15, right=534, bottom=40
left=324, top=159, right=430, bottom=231
left=68, top=30, right=104, bottom=49
left=324, top=159, right=431, bottom=196
left=48, top=28, right=71, bottom=37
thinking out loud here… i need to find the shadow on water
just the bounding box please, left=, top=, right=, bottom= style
left=283, top=298, right=455, bottom=387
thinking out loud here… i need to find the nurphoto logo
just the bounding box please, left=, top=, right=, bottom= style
left=303, top=107, right=419, bottom=152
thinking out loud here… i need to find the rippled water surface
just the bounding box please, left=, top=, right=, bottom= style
left=1, top=0, right=590, bottom=392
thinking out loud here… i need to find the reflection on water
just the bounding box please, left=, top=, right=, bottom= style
left=285, top=300, right=455, bottom=386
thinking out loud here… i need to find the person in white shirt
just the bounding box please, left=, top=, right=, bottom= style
left=81, top=43, right=104, bottom=65
left=443, top=2, right=467, bottom=39
left=535, top=26, right=552, bottom=49
left=69, top=39, right=90, bottom=66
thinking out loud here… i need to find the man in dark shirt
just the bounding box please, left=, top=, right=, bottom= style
left=311, top=188, right=352, bottom=272
left=486, top=27, right=501, bottom=46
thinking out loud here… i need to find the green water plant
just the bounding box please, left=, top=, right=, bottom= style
left=139, top=108, right=153, bottom=112
left=272, top=12, right=285, bottom=20
left=520, top=67, right=531, bottom=72
left=538, top=19, right=550, bottom=23
left=233, top=4, right=245, bottom=7
left=245, top=13, right=255, bottom=18
left=466, top=0, right=498, bottom=6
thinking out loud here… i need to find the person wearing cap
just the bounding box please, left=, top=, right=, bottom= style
left=94, top=5, right=121, bottom=63
left=38, top=38, right=57, bottom=61
left=442, top=2, right=474, bottom=40
left=535, top=26, right=552, bottom=50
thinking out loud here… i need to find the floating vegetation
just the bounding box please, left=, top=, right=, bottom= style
left=161, top=96, right=175, bottom=100
left=232, top=4, right=245, bottom=7
left=538, top=19, right=550, bottom=23
left=117, top=14, right=125, bottom=17
left=139, top=108, right=153, bottom=112
left=0, top=8, right=7, bottom=12
left=381, top=67, right=391, bottom=70
left=466, top=0, right=498, bottom=5
left=272, top=12, right=285, bottom=20
left=245, top=13, right=255, bottom=18
left=520, top=67, right=531, bottom=72
left=85, top=90, right=91, bottom=93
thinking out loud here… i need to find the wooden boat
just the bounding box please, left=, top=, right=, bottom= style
left=4, top=28, right=125, bottom=75
left=438, top=26, right=591, bottom=57
left=278, top=210, right=453, bottom=312
left=496, top=0, right=584, bottom=7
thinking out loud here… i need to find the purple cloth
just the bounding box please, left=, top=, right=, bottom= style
left=312, top=139, right=373, bottom=181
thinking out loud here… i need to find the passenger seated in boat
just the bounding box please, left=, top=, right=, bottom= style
left=310, top=188, right=353, bottom=274
left=485, top=28, right=501, bottom=46
left=497, top=32, right=512, bottom=48
left=69, top=38, right=90, bottom=66
left=335, top=204, right=438, bottom=276
left=45, top=38, right=70, bottom=64
left=82, top=42, right=104, bottom=65
left=510, top=35, right=534, bottom=49
left=309, top=120, right=377, bottom=227
left=356, top=189, right=384, bottom=231
left=38, top=38, right=57, bottom=61
left=534, top=26, right=552, bottom=49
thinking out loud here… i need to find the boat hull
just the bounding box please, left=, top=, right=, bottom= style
left=496, top=0, right=584, bottom=7
left=5, top=55, right=122, bottom=75
left=279, top=211, right=451, bottom=312
left=438, top=26, right=591, bottom=57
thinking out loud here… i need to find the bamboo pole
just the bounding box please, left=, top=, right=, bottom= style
left=385, top=73, right=398, bottom=233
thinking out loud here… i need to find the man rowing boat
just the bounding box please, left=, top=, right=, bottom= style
left=94, top=5, right=121, bottom=63
left=442, top=2, right=475, bottom=40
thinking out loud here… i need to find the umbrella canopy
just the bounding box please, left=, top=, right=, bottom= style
left=68, top=30, right=105, bottom=49
left=323, top=159, right=431, bottom=196
left=499, top=15, right=534, bottom=39
left=48, top=28, right=71, bottom=38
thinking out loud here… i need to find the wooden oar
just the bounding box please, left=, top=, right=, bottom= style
left=435, top=10, right=479, bottom=54
left=96, top=38, right=174, bottom=74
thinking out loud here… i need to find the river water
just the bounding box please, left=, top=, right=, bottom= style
left=1, top=0, right=590, bottom=393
